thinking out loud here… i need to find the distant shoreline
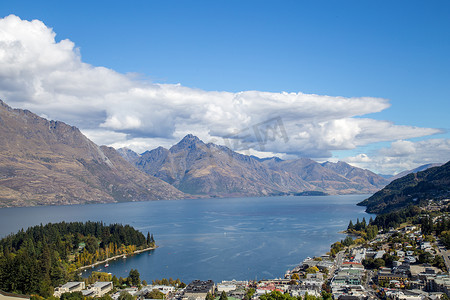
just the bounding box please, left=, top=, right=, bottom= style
left=77, top=246, right=158, bottom=272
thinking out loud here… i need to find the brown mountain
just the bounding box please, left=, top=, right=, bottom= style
left=320, top=161, right=389, bottom=192
left=125, top=134, right=388, bottom=197
left=135, top=134, right=301, bottom=196
left=0, top=99, right=185, bottom=207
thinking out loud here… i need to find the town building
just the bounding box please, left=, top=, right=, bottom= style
left=53, top=282, right=85, bottom=297
left=183, top=280, right=215, bottom=300
left=84, top=282, right=113, bottom=297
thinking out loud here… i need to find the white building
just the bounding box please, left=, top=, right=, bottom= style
left=84, top=282, right=113, bottom=297
left=53, top=282, right=85, bottom=297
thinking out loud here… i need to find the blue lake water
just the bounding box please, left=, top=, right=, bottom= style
left=0, top=195, right=372, bottom=283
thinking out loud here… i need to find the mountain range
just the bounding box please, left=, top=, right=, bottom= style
left=0, top=99, right=394, bottom=207
left=0, top=100, right=185, bottom=207
left=358, top=161, right=450, bottom=213
left=120, top=134, right=389, bottom=197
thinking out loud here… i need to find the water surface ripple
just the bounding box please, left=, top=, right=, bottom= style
left=0, top=195, right=372, bottom=282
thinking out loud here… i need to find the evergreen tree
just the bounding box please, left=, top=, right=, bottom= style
left=347, top=220, right=354, bottom=230
left=112, top=275, right=120, bottom=287
left=129, top=269, right=141, bottom=287
left=219, top=291, right=228, bottom=300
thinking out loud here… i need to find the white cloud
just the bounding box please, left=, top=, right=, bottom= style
left=344, top=139, right=450, bottom=175
left=379, top=140, right=416, bottom=157
left=0, top=14, right=444, bottom=171
left=108, top=137, right=177, bottom=154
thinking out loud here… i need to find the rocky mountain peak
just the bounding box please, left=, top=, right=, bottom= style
left=171, top=134, right=205, bottom=152
left=179, top=134, right=202, bottom=144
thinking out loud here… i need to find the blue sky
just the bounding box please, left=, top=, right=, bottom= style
left=0, top=1, right=449, bottom=174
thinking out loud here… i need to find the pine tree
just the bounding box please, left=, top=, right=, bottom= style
left=219, top=291, right=228, bottom=300
left=129, top=269, right=141, bottom=287
left=348, top=220, right=354, bottom=231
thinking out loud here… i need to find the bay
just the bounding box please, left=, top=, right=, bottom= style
left=0, top=195, right=372, bottom=283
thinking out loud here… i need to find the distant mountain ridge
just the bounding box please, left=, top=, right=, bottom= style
left=375, top=163, right=443, bottom=181
left=120, top=134, right=389, bottom=197
left=389, top=163, right=444, bottom=181
left=0, top=99, right=186, bottom=207
left=358, top=161, right=450, bottom=213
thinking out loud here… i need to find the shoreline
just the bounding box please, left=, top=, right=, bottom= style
left=77, top=246, right=158, bottom=271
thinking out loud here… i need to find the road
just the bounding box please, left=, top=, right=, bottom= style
left=436, top=238, right=450, bottom=271
left=328, top=251, right=345, bottom=280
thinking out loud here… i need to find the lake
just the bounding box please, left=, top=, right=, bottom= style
left=0, top=195, right=372, bottom=283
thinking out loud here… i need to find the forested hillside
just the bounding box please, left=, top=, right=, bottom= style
left=0, top=221, right=154, bottom=296
left=358, top=161, right=450, bottom=213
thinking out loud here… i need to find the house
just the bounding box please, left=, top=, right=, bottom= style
left=301, top=277, right=324, bottom=291
left=217, top=283, right=237, bottom=293
left=404, top=226, right=417, bottom=232
left=289, top=288, right=321, bottom=298
left=184, top=280, right=215, bottom=300
left=317, top=260, right=334, bottom=271
left=351, top=248, right=366, bottom=263
left=396, top=250, right=406, bottom=258
left=139, top=285, right=175, bottom=295
left=421, top=242, right=432, bottom=250
left=332, top=285, right=366, bottom=299
left=111, top=288, right=138, bottom=300
left=374, top=250, right=386, bottom=260
left=216, top=280, right=247, bottom=293
left=405, top=256, right=417, bottom=264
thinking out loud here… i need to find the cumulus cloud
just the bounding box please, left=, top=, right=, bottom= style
left=0, top=14, right=444, bottom=170
left=344, top=139, right=450, bottom=175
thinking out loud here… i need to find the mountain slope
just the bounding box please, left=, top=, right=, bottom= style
left=116, top=147, right=141, bottom=164
left=321, top=161, right=389, bottom=191
left=0, top=99, right=185, bottom=207
left=129, top=134, right=389, bottom=197
left=358, top=161, right=450, bottom=213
